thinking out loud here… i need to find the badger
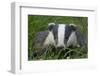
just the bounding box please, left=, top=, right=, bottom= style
left=47, top=23, right=86, bottom=48
left=32, top=23, right=87, bottom=57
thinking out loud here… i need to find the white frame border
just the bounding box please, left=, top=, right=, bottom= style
left=11, top=2, right=97, bottom=74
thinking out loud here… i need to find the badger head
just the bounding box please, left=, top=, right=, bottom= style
left=48, top=23, right=79, bottom=50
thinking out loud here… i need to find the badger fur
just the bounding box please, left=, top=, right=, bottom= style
left=32, top=23, right=87, bottom=57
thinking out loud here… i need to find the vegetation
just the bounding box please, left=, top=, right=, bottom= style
left=28, top=15, right=88, bottom=60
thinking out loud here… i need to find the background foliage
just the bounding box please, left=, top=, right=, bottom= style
left=28, top=15, right=88, bottom=60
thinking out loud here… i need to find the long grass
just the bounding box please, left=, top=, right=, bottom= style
left=28, top=15, right=88, bottom=60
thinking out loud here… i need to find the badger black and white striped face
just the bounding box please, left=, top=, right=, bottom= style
left=48, top=23, right=78, bottom=50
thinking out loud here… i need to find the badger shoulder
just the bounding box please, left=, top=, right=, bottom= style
left=33, top=31, right=49, bottom=46
left=33, top=31, right=55, bottom=49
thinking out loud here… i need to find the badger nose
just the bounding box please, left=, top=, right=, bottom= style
left=57, top=46, right=64, bottom=50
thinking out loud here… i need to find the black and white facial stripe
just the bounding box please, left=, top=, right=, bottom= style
left=48, top=23, right=80, bottom=49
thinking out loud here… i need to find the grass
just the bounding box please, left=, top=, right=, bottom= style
left=28, top=15, right=88, bottom=60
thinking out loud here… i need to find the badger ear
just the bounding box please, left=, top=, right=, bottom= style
left=48, top=23, right=55, bottom=31
left=69, top=24, right=77, bottom=31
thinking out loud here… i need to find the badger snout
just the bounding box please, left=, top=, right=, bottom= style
left=57, top=46, right=64, bottom=50
left=56, top=44, right=65, bottom=50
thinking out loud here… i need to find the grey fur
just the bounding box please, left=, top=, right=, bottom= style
left=64, top=24, right=74, bottom=46
left=76, top=30, right=87, bottom=47
left=32, top=31, right=49, bottom=56
left=33, top=31, right=49, bottom=46
left=52, top=24, right=59, bottom=45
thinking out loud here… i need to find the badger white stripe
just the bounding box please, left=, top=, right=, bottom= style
left=57, top=24, right=65, bottom=47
